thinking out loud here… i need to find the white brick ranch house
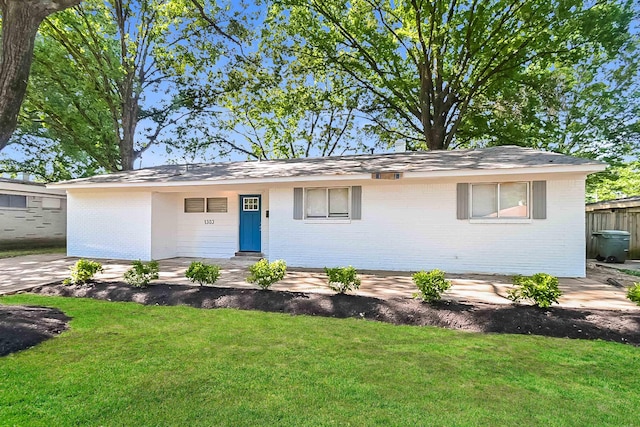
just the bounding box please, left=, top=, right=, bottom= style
left=49, top=146, right=605, bottom=277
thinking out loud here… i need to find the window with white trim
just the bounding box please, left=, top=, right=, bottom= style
left=305, top=187, right=349, bottom=218
left=471, top=182, right=529, bottom=218
left=0, top=193, right=27, bottom=209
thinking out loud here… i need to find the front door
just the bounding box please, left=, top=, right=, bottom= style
left=239, top=195, right=261, bottom=252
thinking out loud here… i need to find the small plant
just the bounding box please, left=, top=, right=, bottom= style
left=247, top=259, right=286, bottom=290
left=124, top=260, right=159, bottom=288
left=185, top=261, right=221, bottom=287
left=63, top=259, right=103, bottom=285
left=507, top=273, right=562, bottom=308
left=412, top=269, right=451, bottom=302
left=324, top=266, right=361, bottom=294
left=628, top=283, right=640, bottom=306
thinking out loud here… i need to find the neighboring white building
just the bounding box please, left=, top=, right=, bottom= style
left=0, top=178, right=67, bottom=249
left=49, top=146, right=605, bottom=277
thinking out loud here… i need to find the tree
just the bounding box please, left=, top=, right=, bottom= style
left=268, top=0, right=636, bottom=151
left=0, top=0, right=82, bottom=151
left=179, top=47, right=372, bottom=161
left=587, top=162, right=640, bottom=202
left=174, top=0, right=373, bottom=162
left=5, top=0, right=235, bottom=177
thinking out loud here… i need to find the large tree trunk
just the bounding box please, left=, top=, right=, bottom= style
left=0, top=0, right=81, bottom=151
left=119, top=97, right=138, bottom=171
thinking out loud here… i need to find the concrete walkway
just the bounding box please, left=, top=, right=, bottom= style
left=1, top=254, right=638, bottom=311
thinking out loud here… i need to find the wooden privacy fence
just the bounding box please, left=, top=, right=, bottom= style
left=586, top=209, right=640, bottom=259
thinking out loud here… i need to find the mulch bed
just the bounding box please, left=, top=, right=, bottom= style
left=3, top=281, right=632, bottom=349
left=0, top=305, right=70, bottom=357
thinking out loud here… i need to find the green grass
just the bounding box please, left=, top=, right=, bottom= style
left=0, top=246, right=65, bottom=259
left=1, top=295, right=639, bottom=426
left=620, top=268, right=640, bottom=278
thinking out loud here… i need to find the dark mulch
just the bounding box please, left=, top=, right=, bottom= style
left=22, top=281, right=640, bottom=347
left=0, top=305, right=70, bottom=356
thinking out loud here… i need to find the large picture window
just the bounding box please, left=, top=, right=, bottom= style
left=305, top=187, right=349, bottom=219
left=471, top=182, right=529, bottom=218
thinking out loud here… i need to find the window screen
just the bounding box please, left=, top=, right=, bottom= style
left=207, top=197, right=228, bottom=213
left=328, top=188, right=349, bottom=217
left=306, top=188, right=326, bottom=218
left=184, top=198, right=205, bottom=213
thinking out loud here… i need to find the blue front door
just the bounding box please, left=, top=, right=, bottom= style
left=239, top=195, right=261, bottom=252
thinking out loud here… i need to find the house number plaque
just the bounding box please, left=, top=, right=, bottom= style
left=204, top=219, right=215, bottom=224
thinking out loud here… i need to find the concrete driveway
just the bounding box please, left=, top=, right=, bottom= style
left=1, top=254, right=638, bottom=311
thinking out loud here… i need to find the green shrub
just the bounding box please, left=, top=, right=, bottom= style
left=185, top=261, right=221, bottom=287
left=324, top=266, right=361, bottom=294
left=628, top=283, right=640, bottom=305
left=412, top=269, right=452, bottom=302
left=507, top=273, right=562, bottom=308
left=124, top=260, right=159, bottom=288
left=247, top=259, right=286, bottom=290
left=63, top=259, right=103, bottom=285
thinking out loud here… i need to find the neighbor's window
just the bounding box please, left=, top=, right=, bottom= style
left=207, top=197, right=228, bottom=213
left=41, top=197, right=61, bottom=209
left=0, top=193, right=27, bottom=209
left=305, top=187, right=349, bottom=218
left=184, top=198, right=205, bottom=213
left=471, top=182, right=529, bottom=218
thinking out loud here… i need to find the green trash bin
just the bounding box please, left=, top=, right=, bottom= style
left=592, top=230, right=630, bottom=263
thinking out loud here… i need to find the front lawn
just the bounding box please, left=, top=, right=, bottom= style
left=1, top=295, right=639, bottom=426
left=0, top=246, right=65, bottom=259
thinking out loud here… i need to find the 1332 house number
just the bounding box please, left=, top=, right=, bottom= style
left=204, top=219, right=215, bottom=225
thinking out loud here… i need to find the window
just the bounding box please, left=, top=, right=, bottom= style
left=243, top=197, right=259, bottom=211
left=305, top=187, right=349, bottom=218
left=471, top=182, right=529, bottom=218
left=184, top=198, right=205, bottom=213
left=207, top=197, right=228, bottom=213
left=0, top=193, right=27, bottom=209
left=471, top=182, right=528, bottom=218
left=42, top=197, right=61, bottom=209
left=457, top=181, right=544, bottom=221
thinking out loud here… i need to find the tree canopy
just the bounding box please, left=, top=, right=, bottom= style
left=267, top=0, right=637, bottom=155
left=0, top=0, right=638, bottom=186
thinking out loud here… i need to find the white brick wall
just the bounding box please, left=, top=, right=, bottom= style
left=151, top=193, right=178, bottom=259
left=67, top=191, right=152, bottom=260
left=175, top=190, right=269, bottom=257
left=269, top=176, right=587, bottom=277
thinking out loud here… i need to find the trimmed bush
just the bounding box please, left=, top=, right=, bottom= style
left=124, top=260, right=159, bottom=288
left=628, top=283, right=640, bottom=305
left=185, top=261, right=221, bottom=287
left=507, top=273, right=562, bottom=308
left=247, top=259, right=286, bottom=290
left=412, top=269, right=451, bottom=302
left=324, top=266, right=361, bottom=294
left=64, top=259, right=103, bottom=285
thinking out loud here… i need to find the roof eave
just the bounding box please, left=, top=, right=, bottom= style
left=48, top=163, right=605, bottom=190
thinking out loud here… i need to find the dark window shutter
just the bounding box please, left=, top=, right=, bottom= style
left=293, top=188, right=303, bottom=219
left=456, top=183, right=469, bottom=219
left=532, top=181, right=547, bottom=219
left=351, top=186, right=362, bottom=220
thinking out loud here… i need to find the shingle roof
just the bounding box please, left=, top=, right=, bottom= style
left=51, top=145, right=605, bottom=187
left=0, top=177, right=46, bottom=187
